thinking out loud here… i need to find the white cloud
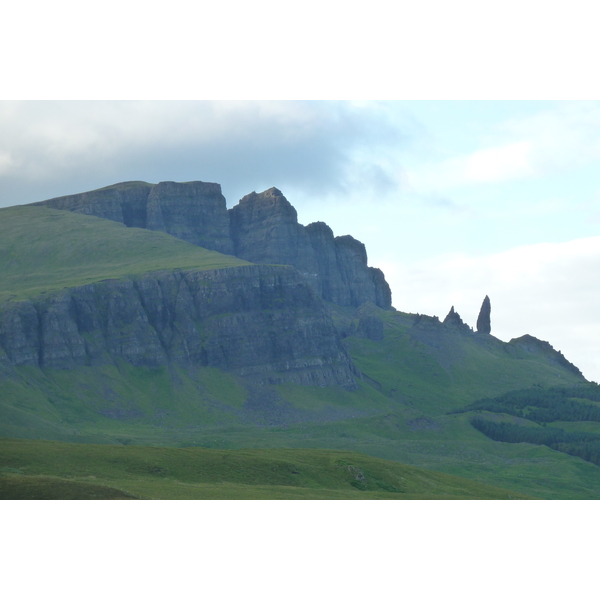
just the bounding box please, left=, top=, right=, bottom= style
left=405, top=101, right=600, bottom=193
left=463, top=141, right=534, bottom=183
left=498, top=102, right=600, bottom=174
left=404, top=142, right=535, bottom=191
left=0, top=100, right=410, bottom=207
left=0, top=152, right=15, bottom=175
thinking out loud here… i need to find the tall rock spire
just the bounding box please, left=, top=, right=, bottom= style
left=476, top=295, right=491, bottom=334
left=443, top=306, right=472, bottom=333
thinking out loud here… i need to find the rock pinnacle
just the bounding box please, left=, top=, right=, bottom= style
left=476, top=295, right=491, bottom=334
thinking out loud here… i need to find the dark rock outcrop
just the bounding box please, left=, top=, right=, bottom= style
left=443, top=306, right=471, bottom=333
left=0, top=265, right=359, bottom=389
left=34, top=182, right=392, bottom=310
left=476, top=295, right=491, bottom=334
left=33, top=181, right=234, bottom=255
left=229, top=188, right=392, bottom=309
left=356, top=315, right=385, bottom=341
left=145, top=181, right=234, bottom=254
left=31, top=181, right=153, bottom=228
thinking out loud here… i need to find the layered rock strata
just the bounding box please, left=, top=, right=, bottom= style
left=34, top=182, right=392, bottom=309
left=33, top=181, right=234, bottom=255
left=0, top=265, right=359, bottom=388
left=229, top=188, right=391, bottom=308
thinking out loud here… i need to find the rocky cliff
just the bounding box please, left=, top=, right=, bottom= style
left=33, top=181, right=234, bottom=255
left=34, top=181, right=392, bottom=309
left=229, top=188, right=391, bottom=309
left=0, top=265, right=359, bottom=388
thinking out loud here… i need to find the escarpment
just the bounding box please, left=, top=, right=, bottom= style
left=0, top=265, right=359, bottom=388
left=33, top=181, right=234, bottom=255
left=34, top=181, right=392, bottom=309
left=229, top=188, right=392, bottom=309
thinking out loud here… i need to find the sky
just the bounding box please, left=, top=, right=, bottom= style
left=1, top=99, right=600, bottom=381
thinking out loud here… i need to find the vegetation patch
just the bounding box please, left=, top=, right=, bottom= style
left=0, top=205, right=249, bottom=302
left=471, top=417, right=600, bottom=468
left=453, top=384, right=600, bottom=423
left=0, top=438, right=530, bottom=500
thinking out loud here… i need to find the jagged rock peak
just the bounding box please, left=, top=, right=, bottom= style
left=444, top=306, right=461, bottom=325
left=240, top=187, right=284, bottom=201
left=443, top=306, right=471, bottom=333
left=476, top=295, right=491, bottom=334
left=229, top=187, right=392, bottom=309
left=233, top=187, right=298, bottom=222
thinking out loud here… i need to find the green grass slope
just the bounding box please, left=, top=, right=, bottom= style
left=0, top=203, right=595, bottom=499
left=345, top=306, right=585, bottom=416
left=0, top=475, right=138, bottom=500
left=0, top=438, right=531, bottom=500
left=0, top=362, right=397, bottom=445
left=0, top=273, right=594, bottom=498
left=0, top=205, right=249, bottom=302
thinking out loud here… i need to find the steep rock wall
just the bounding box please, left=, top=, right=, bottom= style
left=0, top=265, right=359, bottom=388
left=229, top=188, right=392, bottom=309
left=31, top=181, right=153, bottom=228
left=33, top=181, right=234, bottom=255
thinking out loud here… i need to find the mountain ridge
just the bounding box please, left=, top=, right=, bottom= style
left=33, top=180, right=391, bottom=310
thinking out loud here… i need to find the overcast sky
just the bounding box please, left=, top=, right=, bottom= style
left=2, top=99, right=600, bottom=380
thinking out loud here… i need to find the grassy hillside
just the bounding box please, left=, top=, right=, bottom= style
left=1, top=202, right=597, bottom=499
left=0, top=205, right=249, bottom=302
left=0, top=438, right=532, bottom=500
left=344, top=306, right=584, bottom=415
left=1, top=357, right=596, bottom=497
left=0, top=287, right=595, bottom=498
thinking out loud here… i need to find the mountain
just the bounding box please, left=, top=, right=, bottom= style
left=1, top=180, right=598, bottom=499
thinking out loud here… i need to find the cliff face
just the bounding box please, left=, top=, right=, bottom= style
left=34, top=182, right=392, bottom=309
left=31, top=181, right=153, bottom=227
left=0, top=265, right=359, bottom=388
left=145, top=181, right=234, bottom=254
left=229, top=188, right=392, bottom=308
left=33, top=181, right=234, bottom=255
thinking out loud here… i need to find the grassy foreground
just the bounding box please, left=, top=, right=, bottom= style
left=0, top=438, right=531, bottom=500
